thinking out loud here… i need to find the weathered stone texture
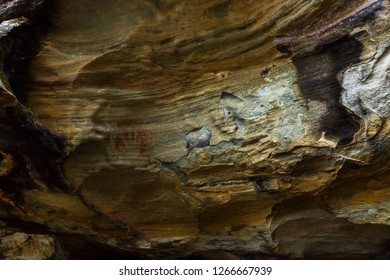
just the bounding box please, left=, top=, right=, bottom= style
left=0, top=0, right=390, bottom=259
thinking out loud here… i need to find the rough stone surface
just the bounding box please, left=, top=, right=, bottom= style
left=0, top=0, right=390, bottom=259
left=0, top=231, right=56, bottom=259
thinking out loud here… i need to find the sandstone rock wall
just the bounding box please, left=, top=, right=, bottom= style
left=0, top=0, right=389, bottom=259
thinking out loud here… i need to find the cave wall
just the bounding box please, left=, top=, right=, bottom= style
left=0, top=0, right=390, bottom=259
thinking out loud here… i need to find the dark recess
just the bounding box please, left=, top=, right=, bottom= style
left=0, top=0, right=69, bottom=193
left=0, top=110, right=69, bottom=192
left=1, top=215, right=50, bottom=235
left=55, top=235, right=148, bottom=260
left=3, top=0, right=53, bottom=104
left=291, top=36, right=363, bottom=145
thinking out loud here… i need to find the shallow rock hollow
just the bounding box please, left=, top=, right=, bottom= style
left=0, top=0, right=390, bottom=259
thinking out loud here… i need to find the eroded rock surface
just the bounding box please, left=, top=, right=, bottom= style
left=0, top=230, right=56, bottom=259
left=0, top=0, right=390, bottom=259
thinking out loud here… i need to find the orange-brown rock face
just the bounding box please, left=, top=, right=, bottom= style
left=0, top=0, right=390, bottom=259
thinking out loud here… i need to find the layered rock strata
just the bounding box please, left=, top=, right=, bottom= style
left=0, top=0, right=390, bottom=259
